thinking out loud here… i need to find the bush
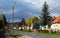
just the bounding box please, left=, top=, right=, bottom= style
left=42, top=30, right=49, bottom=33
left=27, top=30, right=32, bottom=32
left=33, top=22, right=40, bottom=29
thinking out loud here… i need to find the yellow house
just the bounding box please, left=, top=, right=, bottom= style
left=51, top=16, right=60, bottom=32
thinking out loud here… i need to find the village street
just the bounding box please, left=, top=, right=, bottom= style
left=10, top=30, right=60, bottom=38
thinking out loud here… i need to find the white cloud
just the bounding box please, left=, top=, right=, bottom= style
left=51, top=13, right=60, bottom=17
left=17, top=0, right=60, bottom=10
left=16, top=0, right=60, bottom=17
left=0, top=0, right=60, bottom=22
left=9, top=19, right=20, bottom=23
left=3, top=9, right=12, bottom=14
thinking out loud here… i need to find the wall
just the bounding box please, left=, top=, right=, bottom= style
left=51, top=23, right=60, bottom=31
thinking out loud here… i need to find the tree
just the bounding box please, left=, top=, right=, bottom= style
left=2, top=15, right=7, bottom=26
left=26, top=18, right=32, bottom=26
left=19, top=18, right=26, bottom=30
left=26, top=18, right=32, bottom=30
left=0, top=20, right=5, bottom=38
left=0, top=13, right=7, bottom=38
left=0, top=20, right=4, bottom=29
left=21, top=18, right=26, bottom=25
left=26, top=17, right=39, bottom=30
left=26, top=17, right=38, bottom=26
left=40, top=2, right=52, bottom=27
left=33, top=22, right=40, bottom=29
left=18, top=22, right=22, bottom=27
left=0, top=14, right=7, bottom=29
left=32, top=16, right=39, bottom=23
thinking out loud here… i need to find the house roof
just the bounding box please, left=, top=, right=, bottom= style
left=52, top=16, right=60, bottom=23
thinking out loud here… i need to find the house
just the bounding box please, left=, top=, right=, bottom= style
left=33, top=20, right=40, bottom=32
left=51, top=16, right=60, bottom=32
left=13, top=25, right=18, bottom=30
left=13, top=27, right=16, bottom=30
left=33, top=20, right=49, bottom=32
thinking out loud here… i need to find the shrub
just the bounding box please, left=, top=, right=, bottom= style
left=27, top=30, right=32, bottom=32
left=33, top=22, right=40, bottom=29
left=42, top=30, right=49, bottom=33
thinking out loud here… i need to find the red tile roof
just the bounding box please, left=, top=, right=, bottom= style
left=52, top=16, right=60, bottom=23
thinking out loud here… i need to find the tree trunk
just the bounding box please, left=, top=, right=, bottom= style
left=29, top=26, right=31, bottom=30
left=48, top=28, right=51, bottom=33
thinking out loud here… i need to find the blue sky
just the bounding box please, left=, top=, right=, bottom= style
left=0, top=0, right=60, bottom=22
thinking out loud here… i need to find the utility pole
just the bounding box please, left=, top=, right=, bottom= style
left=12, top=6, right=14, bottom=34
left=12, top=0, right=17, bottom=35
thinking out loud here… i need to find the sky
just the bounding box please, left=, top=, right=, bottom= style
left=0, top=0, right=60, bottom=22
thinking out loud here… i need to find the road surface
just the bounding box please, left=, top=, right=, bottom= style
left=10, top=30, right=60, bottom=38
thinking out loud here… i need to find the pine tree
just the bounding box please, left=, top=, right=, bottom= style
left=0, top=14, right=7, bottom=29
left=2, top=15, right=7, bottom=25
left=40, top=2, right=52, bottom=27
left=19, top=18, right=26, bottom=30
left=21, top=18, right=26, bottom=25
left=0, top=20, right=4, bottom=29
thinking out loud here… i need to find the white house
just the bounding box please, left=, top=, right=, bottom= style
left=51, top=16, right=60, bottom=32
left=51, top=24, right=60, bottom=32
left=41, top=25, right=49, bottom=30
left=13, top=27, right=16, bottom=30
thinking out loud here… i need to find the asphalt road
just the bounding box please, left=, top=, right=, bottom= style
left=5, top=33, right=14, bottom=38
left=11, top=30, right=60, bottom=38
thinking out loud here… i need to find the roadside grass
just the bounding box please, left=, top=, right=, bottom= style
left=49, top=33, right=60, bottom=36
left=17, top=29, right=33, bottom=32
left=37, top=31, right=60, bottom=36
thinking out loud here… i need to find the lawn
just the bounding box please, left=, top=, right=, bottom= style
left=37, top=32, right=60, bottom=36
left=49, top=33, right=60, bottom=36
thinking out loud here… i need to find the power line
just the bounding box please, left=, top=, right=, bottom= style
left=49, top=6, right=60, bottom=12
left=12, top=0, right=17, bottom=8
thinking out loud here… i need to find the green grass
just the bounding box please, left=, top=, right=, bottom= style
left=49, top=33, right=60, bottom=36
left=17, top=29, right=33, bottom=32
left=37, top=32, right=60, bottom=36
left=36, top=31, right=48, bottom=34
